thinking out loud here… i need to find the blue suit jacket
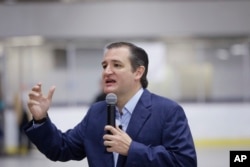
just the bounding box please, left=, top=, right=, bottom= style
left=25, top=89, right=197, bottom=167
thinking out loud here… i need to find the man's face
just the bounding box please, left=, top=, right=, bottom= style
left=101, top=47, right=139, bottom=97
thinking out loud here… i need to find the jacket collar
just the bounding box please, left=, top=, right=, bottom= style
left=126, top=89, right=152, bottom=140
left=116, top=89, right=152, bottom=167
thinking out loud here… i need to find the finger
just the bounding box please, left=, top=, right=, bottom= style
left=106, top=147, right=113, bottom=152
left=104, top=125, right=111, bottom=131
left=106, top=146, right=114, bottom=152
left=103, top=138, right=114, bottom=151
left=116, top=125, right=123, bottom=132
left=31, top=83, right=42, bottom=92
left=103, top=139, right=112, bottom=146
left=28, top=91, right=40, bottom=98
left=47, top=86, right=56, bottom=100
left=27, top=99, right=40, bottom=106
left=36, top=83, right=42, bottom=92
left=105, top=144, right=114, bottom=152
left=103, top=134, right=114, bottom=141
left=104, top=125, right=118, bottom=135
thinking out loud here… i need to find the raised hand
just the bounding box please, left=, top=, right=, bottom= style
left=27, top=83, right=55, bottom=120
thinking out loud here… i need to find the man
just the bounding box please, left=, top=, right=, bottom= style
left=25, top=42, right=197, bottom=167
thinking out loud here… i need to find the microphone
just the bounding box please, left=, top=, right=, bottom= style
left=106, top=93, right=117, bottom=134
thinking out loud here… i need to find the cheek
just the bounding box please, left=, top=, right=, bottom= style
left=120, top=73, right=135, bottom=84
left=117, top=69, right=136, bottom=82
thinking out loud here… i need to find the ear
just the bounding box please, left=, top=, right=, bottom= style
left=135, top=66, right=145, bottom=80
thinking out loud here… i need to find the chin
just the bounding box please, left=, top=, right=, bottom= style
left=104, top=89, right=116, bottom=94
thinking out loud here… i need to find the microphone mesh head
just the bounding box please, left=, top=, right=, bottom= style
left=106, top=93, right=117, bottom=105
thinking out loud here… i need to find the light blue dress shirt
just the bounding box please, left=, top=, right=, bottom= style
left=113, top=88, right=144, bottom=167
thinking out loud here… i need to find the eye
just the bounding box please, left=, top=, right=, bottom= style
left=102, top=63, right=107, bottom=69
left=114, top=63, right=122, bottom=68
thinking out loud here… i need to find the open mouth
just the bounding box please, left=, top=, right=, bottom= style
left=105, top=79, right=116, bottom=84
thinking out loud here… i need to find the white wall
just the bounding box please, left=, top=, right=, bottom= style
left=4, top=103, right=250, bottom=152
left=182, top=103, right=250, bottom=139
left=0, top=1, right=250, bottom=38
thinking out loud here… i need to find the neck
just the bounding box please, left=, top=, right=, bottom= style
left=117, top=86, right=142, bottom=111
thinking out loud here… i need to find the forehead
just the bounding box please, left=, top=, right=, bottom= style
left=102, top=47, right=131, bottom=63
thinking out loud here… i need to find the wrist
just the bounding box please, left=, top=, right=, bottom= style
left=33, top=115, right=48, bottom=124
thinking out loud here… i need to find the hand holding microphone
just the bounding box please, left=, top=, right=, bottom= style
left=106, top=93, right=117, bottom=134
left=104, top=93, right=132, bottom=154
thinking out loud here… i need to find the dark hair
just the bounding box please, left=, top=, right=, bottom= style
left=105, top=42, right=149, bottom=88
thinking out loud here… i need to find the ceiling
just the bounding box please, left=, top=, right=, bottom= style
left=1, top=0, right=250, bottom=3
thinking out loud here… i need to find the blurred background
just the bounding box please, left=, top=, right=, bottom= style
left=0, top=0, right=250, bottom=166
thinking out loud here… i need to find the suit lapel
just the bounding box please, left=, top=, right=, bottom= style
left=126, top=89, right=152, bottom=139
left=116, top=90, right=152, bottom=167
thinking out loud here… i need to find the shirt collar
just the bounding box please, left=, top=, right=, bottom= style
left=123, top=88, right=144, bottom=115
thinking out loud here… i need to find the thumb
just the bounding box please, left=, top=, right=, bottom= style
left=47, top=85, right=56, bottom=100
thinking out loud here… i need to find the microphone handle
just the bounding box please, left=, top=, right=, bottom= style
left=107, top=104, right=116, bottom=127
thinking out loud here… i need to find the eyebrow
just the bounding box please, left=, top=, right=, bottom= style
left=101, top=59, right=122, bottom=65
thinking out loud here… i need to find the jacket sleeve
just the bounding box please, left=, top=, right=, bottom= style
left=24, top=117, right=87, bottom=161
left=125, top=105, right=197, bottom=167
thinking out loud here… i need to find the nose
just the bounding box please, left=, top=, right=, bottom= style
left=103, top=65, right=113, bottom=75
